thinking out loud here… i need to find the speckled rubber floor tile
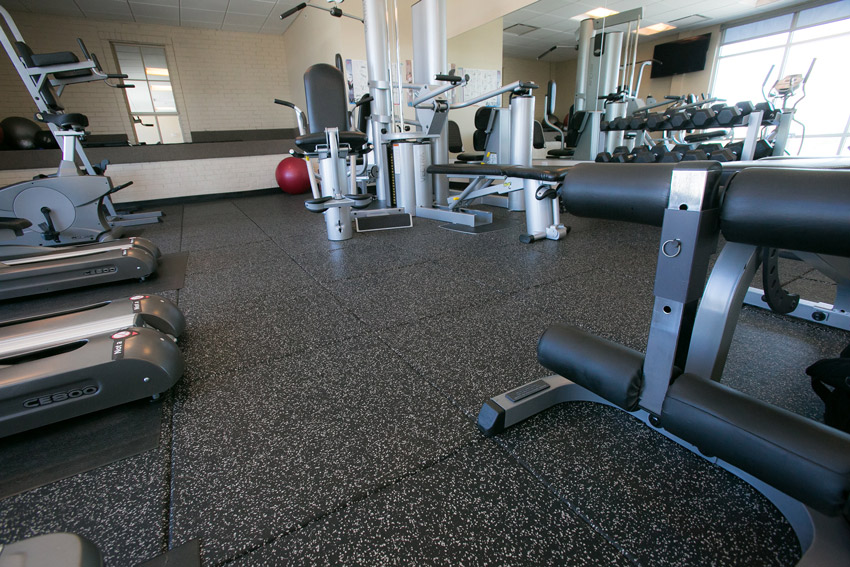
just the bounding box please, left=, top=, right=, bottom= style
left=324, top=260, right=504, bottom=329
left=720, top=307, right=849, bottom=419
left=228, top=441, right=634, bottom=567
left=378, top=295, right=554, bottom=416
left=499, top=402, right=800, bottom=567
left=0, top=400, right=174, bottom=567
left=511, top=267, right=655, bottom=352
left=169, top=342, right=477, bottom=564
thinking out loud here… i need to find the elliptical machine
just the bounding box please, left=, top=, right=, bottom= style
left=0, top=4, right=161, bottom=245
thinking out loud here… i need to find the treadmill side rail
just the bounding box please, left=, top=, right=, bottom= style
left=0, top=327, right=184, bottom=438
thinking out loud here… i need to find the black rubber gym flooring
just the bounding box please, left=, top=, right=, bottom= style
left=1, top=192, right=847, bottom=566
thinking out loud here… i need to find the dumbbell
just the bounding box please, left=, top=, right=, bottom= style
left=755, top=102, right=779, bottom=124
left=696, top=143, right=722, bottom=155
left=599, top=120, right=610, bottom=131
left=628, top=115, right=647, bottom=130
left=707, top=148, right=736, bottom=162
left=650, top=143, right=669, bottom=161
left=691, top=107, right=717, bottom=128
left=723, top=139, right=774, bottom=160
left=659, top=149, right=683, bottom=163
left=645, top=112, right=670, bottom=130
left=725, top=140, right=744, bottom=160
left=754, top=139, right=773, bottom=159
left=630, top=145, right=656, bottom=163
left=683, top=149, right=709, bottom=161
left=667, top=109, right=693, bottom=129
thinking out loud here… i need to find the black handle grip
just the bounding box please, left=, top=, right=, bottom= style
left=274, top=99, right=296, bottom=109
left=280, top=3, right=307, bottom=20
left=434, top=74, right=462, bottom=84
left=354, top=94, right=374, bottom=107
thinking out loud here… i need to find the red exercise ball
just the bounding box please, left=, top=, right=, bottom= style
left=275, top=157, right=311, bottom=195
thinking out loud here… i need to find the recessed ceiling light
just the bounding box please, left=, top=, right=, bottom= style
left=571, top=7, right=619, bottom=21
left=636, top=23, right=676, bottom=35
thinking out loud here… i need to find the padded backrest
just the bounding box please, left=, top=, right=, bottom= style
left=14, top=41, right=63, bottom=111
left=566, top=111, right=587, bottom=147
left=533, top=121, right=545, bottom=149
left=303, top=63, right=349, bottom=134
left=447, top=120, right=463, bottom=153
left=546, top=80, right=556, bottom=115
left=472, top=129, right=487, bottom=152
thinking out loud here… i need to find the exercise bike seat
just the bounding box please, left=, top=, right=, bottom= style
left=36, top=111, right=89, bottom=130
left=295, top=131, right=368, bottom=153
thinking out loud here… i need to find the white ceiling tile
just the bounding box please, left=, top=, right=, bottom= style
left=21, top=0, right=86, bottom=16
left=181, top=0, right=228, bottom=9
left=223, top=12, right=266, bottom=26
left=76, top=0, right=133, bottom=15
left=220, top=22, right=264, bottom=32
left=134, top=15, right=180, bottom=25
left=182, top=19, right=222, bottom=29
left=82, top=10, right=136, bottom=21
left=132, top=0, right=178, bottom=6
left=181, top=7, right=224, bottom=23
left=131, top=3, right=179, bottom=18
left=227, top=0, right=275, bottom=16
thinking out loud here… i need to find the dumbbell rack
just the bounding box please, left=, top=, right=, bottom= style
left=598, top=99, right=795, bottom=163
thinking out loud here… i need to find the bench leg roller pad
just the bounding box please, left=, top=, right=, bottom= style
left=660, top=373, right=850, bottom=517
left=537, top=324, right=644, bottom=411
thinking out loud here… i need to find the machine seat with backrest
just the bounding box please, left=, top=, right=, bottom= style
left=295, top=63, right=368, bottom=154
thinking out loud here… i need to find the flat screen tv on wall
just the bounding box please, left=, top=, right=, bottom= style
left=650, top=33, right=711, bottom=78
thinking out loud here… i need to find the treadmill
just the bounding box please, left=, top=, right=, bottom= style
left=0, top=217, right=160, bottom=300
left=0, top=294, right=185, bottom=438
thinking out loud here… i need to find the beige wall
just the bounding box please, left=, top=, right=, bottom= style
left=447, top=17, right=503, bottom=151
left=502, top=56, right=552, bottom=121
left=0, top=11, right=293, bottom=141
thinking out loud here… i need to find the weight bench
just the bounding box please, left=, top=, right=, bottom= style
left=477, top=162, right=850, bottom=565
left=426, top=163, right=570, bottom=242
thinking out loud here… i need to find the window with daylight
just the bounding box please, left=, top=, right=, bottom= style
left=113, top=44, right=184, bottom=145
left=711, top=0, right=850, bottom=156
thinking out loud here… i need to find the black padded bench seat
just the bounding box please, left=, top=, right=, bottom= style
left=427, top=163, right=571, bottom=182
left=427, top=163, right=506, bottom=177
left=295, top=131, right=367, bottom=153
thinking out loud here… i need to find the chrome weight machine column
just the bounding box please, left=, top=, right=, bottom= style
left=362, top=0, right=393, bottom=204
left=510, top=94, right=533, bottom=214
left=412, top=0, right=449, bottom=206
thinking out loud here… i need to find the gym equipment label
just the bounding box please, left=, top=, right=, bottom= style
left=111, top=330, right=139, bottom=359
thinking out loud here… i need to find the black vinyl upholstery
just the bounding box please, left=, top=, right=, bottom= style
left=447, top=120, right=463, bottom=153
left=14, top=42, right=63, bottom=111
left=661, top=373, right=850, bottom=516
left=303, top=63, right=349, bottom=133
left=721, top=168, right=850, bottom=257
left=533, top=121, right=545, bottom=149
left=538, top=324, right=645, bottom=411
left=560, top=163, right=692, bottom=227
left=37, top=112, right=88, bottom=130
left=297, top=63, right=367, bottom=153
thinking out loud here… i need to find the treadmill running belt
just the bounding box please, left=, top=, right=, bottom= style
left=0, top=398, right=162, bottom=499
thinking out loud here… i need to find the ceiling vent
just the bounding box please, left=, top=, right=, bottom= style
left=669, top=14, right=710, bottom=27
left=504, top=23, right=539, bottom=36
